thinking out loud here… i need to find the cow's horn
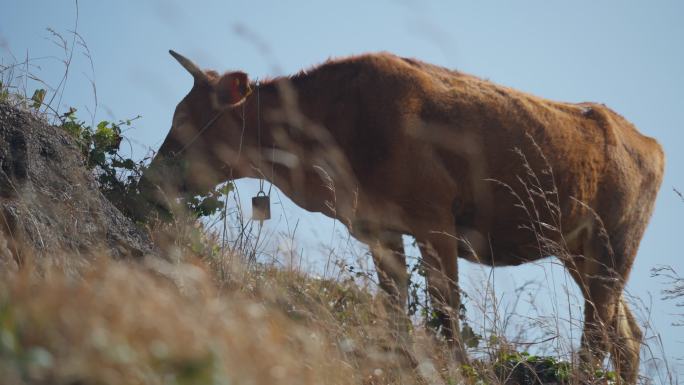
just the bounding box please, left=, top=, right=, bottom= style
left=169, top=50, right=207, bottom=82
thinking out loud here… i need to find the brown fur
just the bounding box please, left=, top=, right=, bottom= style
left=145, top=51, right=664, bottom=383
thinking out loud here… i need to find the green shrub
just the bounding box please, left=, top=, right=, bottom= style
left=32, top=92, right=231, bottom=222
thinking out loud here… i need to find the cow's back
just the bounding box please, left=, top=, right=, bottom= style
left=386, top=54, right=663, bottom=261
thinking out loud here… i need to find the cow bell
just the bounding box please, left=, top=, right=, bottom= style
left=251, top=191, right=271, bottom=221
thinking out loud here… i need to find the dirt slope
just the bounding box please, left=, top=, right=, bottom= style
left=0, top=101, right=152, bottom=268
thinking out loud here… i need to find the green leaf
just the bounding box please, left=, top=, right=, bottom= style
left=196, top=196, right=224, bottom=217
left=217, top=183, right=234, bottom=195
left=62, top=107, right=77, bottom=121
left=0, top=82, right=9, bottom=102
left=30, top=89, right=46, bottom=109
left=120, top=159, right=136, bottom=170
left=460, top=322, right=481, bottom=348
left=93, top=122, right=122, bottom=152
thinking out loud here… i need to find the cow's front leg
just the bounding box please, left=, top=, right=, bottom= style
left=369, top=231, right=409, bottom=343
left=418, top=234, right=467, bottom=363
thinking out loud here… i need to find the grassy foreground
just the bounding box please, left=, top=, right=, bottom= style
left=0, top=250, right=461, bottom=385
left=2, top=243, right=642, bottom=385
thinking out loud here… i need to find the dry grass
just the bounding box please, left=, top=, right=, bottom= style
left=1, top=257, right=342, bottom=385
left=4, top=235, right=672, bottom=385
left=0, top=246, right=464, bottom=385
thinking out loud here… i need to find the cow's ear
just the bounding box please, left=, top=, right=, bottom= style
left=216, top=71, right=251, bottom=106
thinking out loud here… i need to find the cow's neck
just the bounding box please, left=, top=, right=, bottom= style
left=233, top=78, right=340, bottom=218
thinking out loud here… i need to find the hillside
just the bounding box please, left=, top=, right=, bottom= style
left=0, top=101, right=152, bottom=268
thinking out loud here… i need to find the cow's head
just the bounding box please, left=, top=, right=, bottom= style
left=140, top=50, right=252, bottom=214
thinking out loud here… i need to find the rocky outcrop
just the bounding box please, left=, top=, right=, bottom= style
left=0, top=101, right=152, bottom=267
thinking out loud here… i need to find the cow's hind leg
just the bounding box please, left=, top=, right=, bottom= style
left=566, top=230, right=641, bottom=384
left=417, top=233, right=467, bottom=363
left=614, top=297, right=642, bottom=383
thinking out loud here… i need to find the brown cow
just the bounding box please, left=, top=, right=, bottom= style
left=142, top=50, right=664, bottom=383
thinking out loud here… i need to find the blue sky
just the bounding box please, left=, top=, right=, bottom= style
left=2, top=0, right=683, bottom=378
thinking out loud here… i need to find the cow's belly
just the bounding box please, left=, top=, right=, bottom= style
left=455, top=221, right=554, bottom=267
left=343, top=199, right=413, bottom=243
